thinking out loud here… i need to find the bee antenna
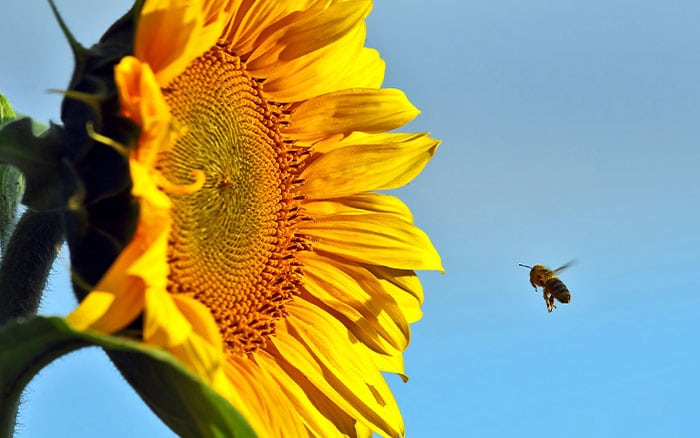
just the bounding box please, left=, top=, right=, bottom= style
left=518, top=264, right=533, bottom=269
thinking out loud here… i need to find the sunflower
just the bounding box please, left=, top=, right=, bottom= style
left=66, top=0, right=441, bottom=436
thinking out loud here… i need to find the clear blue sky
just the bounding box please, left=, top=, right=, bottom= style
left=2, top=1, right=700, bottom=436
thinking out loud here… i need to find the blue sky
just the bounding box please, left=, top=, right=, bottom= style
left=2, top=1, right=700, bottom=437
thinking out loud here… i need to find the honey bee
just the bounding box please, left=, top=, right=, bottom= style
left=518, top=262, right=574, bottom=312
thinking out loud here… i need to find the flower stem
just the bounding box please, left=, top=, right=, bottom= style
left=0, top=210, right=63, bottom=324
left=0, top=210, right=62, bottom=438
left=0, top=385, right=20, bottom=438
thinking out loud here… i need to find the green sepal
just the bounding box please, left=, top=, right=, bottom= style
left=0, top=164, right=23, bottom=254
left=0, top=316, right=255, bottom=438
left=0, top=118, right=66, bottom=211
left=0, top=94, right=25, bottom=253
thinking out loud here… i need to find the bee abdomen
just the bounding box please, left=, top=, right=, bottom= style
left=545, top=277, right=571, bottom=303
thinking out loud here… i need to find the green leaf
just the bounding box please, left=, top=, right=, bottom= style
left=12, top=114, right=49, bottom=135
left=0, top=118, right=64, bottom=211
left=0, top=94, right=16, bottom=123
left=0, top=316, right=256, bottom=438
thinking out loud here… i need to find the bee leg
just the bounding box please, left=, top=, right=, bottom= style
left=543, top=290, right=552, bottom=312
left=543, top=291, right=556, bottom=312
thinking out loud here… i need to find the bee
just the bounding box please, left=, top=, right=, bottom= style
left=518, top=262, right=574, bottom=312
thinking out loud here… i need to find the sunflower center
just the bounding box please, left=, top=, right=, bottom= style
left=158, top=46, right=305, bottom=356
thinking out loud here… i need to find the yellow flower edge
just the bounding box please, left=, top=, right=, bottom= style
left=68, top=1, right=442, bottom=437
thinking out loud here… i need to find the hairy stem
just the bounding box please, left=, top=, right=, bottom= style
left=0, top=210, right=63, bottom=325
left=0, top=210, right=62, bottom=438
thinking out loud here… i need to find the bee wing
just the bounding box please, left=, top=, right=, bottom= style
left=553, top=260, right=576, bottom=275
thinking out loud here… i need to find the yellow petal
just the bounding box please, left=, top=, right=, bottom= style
left=301, top=251, right=410, bottom=352
left=276, top=1, right=371, bottom=63
left=136, top=0, right=233, bottom=85
left=67, top=195, right=168, bottom=334
left=285, top=88, right=419, bottom=141
left=302, top=133, right=440, bottom=198
left=368, top=268, right=423, bottom=324
left=273, top=299, right=405, bottom=438
left=66, top=285, right=142, bottom=333
left=223, top=358, right=307, bottom=437
left=223, top=0, right=319, bottom=58
left=335, top=46, right=385, bottom=89
left=143, top=287, right=191, bottom=348
left=114, top=57, right=176, bottom=167
left=247, top=1, right=371, bottom=70
left=168, top=332, right=223, bottom=385
left=129, top=160, right=171, bottom=211
left=369, top=349, right=407, bottom=382
left=301, top=213, right=443, bottom=271
left=356, top=421, right=374, bottom=438
left=365, top=266, right=425, bottom=307
left=259, top=26, right=383, bottom=102
left=301, top=275, right=406, bottom=355
left=135, top=5, right=197, bottom=85
left=256, top=349, right=354, bottom=436
left=172, top=294, right=223, bottom=349
left=304, top=192, right=414, bottom=221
